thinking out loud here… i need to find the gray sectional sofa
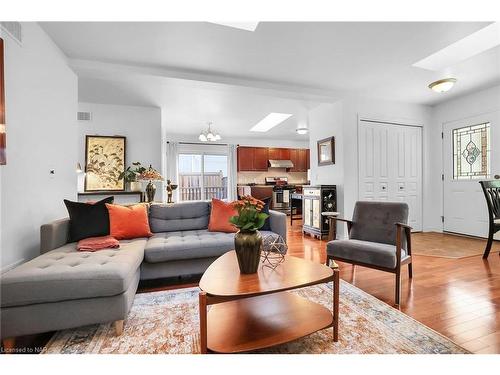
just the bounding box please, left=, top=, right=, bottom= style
left=0, top=201, right=287, bottom=344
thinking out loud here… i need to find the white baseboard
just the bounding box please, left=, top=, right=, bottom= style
left=1, top=258, right=25, bottom=274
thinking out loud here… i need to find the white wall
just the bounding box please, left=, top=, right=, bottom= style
left=77, top=102, right=163, bottom=199
left=308, top=96, right=432, bottom=234
left=0, top=23, right=78, bottom=272
left=428, top=85, right=500, bottom=232
left=308, top=103, right=344, bottom=231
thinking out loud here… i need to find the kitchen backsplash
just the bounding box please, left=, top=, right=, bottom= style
left=238, top=170, right=308, bottom=185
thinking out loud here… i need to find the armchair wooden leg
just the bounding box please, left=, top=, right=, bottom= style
left=114, top=320, right=124, bottom=336
left=408, top=263, right=413, bottom=278
left=482, top=229, right=494, bottom=259
left=395, top=269, right=401, bottom=307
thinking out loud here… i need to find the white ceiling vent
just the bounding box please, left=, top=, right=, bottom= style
left=77, top=111, right=92, bottom=121
left=0, top=22, right=23, bottom=44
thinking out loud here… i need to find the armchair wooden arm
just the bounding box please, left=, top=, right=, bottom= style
left=326, top=217, right=353, bottom=240
left=394, top=222, right=412, bottom=259
left=395, top=222, right=412, bottom=230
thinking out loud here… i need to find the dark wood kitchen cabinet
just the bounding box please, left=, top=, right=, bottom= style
left=268, top=148, right=280, bottom=160
left=253, top=147, right=269, bottom=171
left=237, top=147, right=269, bottom=171
left=289, top=148, right=309, bottom=172
left=237, top=146, right=310, bottom=172
left=268, top=148, right=290, bottom=160
left=237, top=147, right=255, bottom=171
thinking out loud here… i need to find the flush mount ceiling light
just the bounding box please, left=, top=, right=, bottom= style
left=428, top=78, right=457, bottom=93
left=296, top=126, right=308, bottom=135
left=198, top=122, right=221, bottom=142
left=209, top=22, right=260, bottom=32
left=296, top=110, right=310, bottom=135
left=250, top=113, right=293, bottom=132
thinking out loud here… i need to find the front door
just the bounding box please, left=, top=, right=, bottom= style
left=443, top=111, right=500, bottom=238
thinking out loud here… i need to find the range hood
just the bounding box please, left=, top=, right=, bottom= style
left=268, top=159, right=294, bottom=169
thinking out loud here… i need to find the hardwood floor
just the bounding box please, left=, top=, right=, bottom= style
left=2, top=221, right=499, bottom=354
left=287, top=221, right=500, bottom=354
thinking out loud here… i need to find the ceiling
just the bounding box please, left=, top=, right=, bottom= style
left=77, top=75, right=317, bottom=141
left=40, top=21, right=500, bottom=139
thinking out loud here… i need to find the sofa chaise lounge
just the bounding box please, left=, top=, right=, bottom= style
left=0, top=201, right=287, bottom=347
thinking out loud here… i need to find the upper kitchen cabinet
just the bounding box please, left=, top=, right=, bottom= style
left=237, top=146, right=269, bottom=171
left=253, top=147, right=269, bottom=171
left=289, top=148, right=309, bottom=172
left=237, top=147, right=255, bottom=171
left=268, top=148, right=290, bottom=160
left=237, top=146, right=309, bottom=172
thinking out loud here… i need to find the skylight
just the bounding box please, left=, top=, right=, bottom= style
left=250, top=113, right=293, bottom=132
left=413, top=22, right=500, bottom=71
left=210, top=22, right=260, bottom=32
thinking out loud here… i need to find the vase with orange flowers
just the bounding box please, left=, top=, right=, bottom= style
left=229, top=196, right=269, bottom=274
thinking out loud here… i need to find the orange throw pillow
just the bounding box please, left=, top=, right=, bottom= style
left=106, top=204, right=153, bottom=240
left=208, top=198, right=238, bottom=233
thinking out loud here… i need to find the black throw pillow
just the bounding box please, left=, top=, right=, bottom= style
left=64, top=197, right=114, bottom=242
left=260, top=197, right=272, bottom=231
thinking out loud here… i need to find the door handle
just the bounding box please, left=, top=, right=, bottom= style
left=495, top=174, right=500, bottom=179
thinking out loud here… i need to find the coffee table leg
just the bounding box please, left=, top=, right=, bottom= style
left=199, top=291, right=208, bottom=354
left=333, top=268, right=339, bottom=342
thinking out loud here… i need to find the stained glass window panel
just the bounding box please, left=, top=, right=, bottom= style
left=453, top=122, right=490, bottom=180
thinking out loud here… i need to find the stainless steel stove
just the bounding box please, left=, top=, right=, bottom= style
left=265, top=177, right=296, bottom=214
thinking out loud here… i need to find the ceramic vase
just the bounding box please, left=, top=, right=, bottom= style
left=145, top=181, right=156, bottom=202
left=126, top=181, right=142, bottom=192
left=234, top=230, right=262, bottom=274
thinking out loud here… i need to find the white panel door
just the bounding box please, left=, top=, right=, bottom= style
left=358, top=121, right=423, bottom=231
left=443, top=112, right=500, bottom=238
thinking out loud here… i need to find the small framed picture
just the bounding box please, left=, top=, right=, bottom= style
left=317, top=137, right=335, bottom=166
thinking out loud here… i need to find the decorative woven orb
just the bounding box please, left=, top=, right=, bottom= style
left=261, top=234, right=287, bottom=270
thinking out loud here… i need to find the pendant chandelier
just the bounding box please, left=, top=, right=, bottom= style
left=199, top=122, right=221, bottom=142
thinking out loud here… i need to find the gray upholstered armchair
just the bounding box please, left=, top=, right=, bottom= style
left=325, top=201, right=413, bottom=306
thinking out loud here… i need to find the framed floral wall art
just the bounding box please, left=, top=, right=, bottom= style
left=84, top=135, right=126, bottom=191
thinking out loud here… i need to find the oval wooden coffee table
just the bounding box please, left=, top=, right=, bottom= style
left=198, top=251, right=340, bottom=353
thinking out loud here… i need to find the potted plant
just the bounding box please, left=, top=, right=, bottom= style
left=118, top=162, right=146, bottom=192
left=229, top=196, right=269, bottom=274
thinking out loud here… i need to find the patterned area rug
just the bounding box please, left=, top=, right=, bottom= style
left=42, top=281, right=468, bottom=354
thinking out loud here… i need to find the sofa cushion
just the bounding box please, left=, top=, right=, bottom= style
left=144, top=230, right=280, bottom=263
left=144, top=229, right=234, bottom=263
left=64, top=197, right=114, bottom=242
left=149, top=201, right=210, bottom=233
left=106, top=203, right=152, bottom=239
left=208, top=198, right=237, bottom=233
left=326, top=239, right=408, bottom=269
left=0, top=238, right=146, bottom=308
